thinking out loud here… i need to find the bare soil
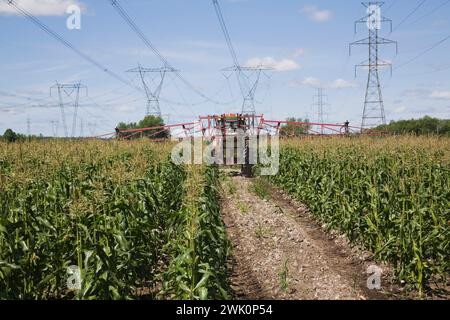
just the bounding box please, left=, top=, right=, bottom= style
left=220, top=172, right=400, bottom=300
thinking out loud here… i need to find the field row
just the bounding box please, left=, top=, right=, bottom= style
left=270, top=136, right=450, bottom=294
left=0, top=140, right=229, bottom=299
left=1, top=136, right=449, bottom=299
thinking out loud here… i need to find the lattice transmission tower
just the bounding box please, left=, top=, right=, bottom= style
left=350, top=2, right=397, bottom=130
left=213, top=0, right=271, bottom=115
left=312, top=88, right=328, bottom=135
left=79, top=119, right=84, bottom=137
left=50, top=82, right=87, bottom=138
left=127, top=65, right=176, bottom=118
left=50, top=120, right=59, bottom=137
left=26, top=116, right=31, bottom=136
left=222, top=65, right=270, bottom=115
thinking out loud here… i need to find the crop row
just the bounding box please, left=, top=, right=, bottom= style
left=0, top=140, right=229, bottom=299
left=271, top=136, right=450, bottom=294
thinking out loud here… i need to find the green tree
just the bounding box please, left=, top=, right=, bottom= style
left=279, top=117, right=311, bottom=137
left=376, top=116, right=450, bottom=136
left=3, top=129, right=18, bottom=143
left=117, top=115, right=170, bottom=139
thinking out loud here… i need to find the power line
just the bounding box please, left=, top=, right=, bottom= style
left=165, top=73, right=197, bottom=117
left=108, top=0, right=226, bottom=105
left=213, top=0, right=246, bottom=100
left=0, top=89, right=51, bottom=104
left=394, top=34, right=450, bottom=70
left=126, top=65, right=176, bottom=117
left=406, top=0, right=450, bottom=27
left=384, top=0, right=398, bottom=13
left=82, top=95, right=130, bottom=129
left=351, top=2, right=398, bottom=130
left=50, top=82, right=87, bottom=138
left=381, top=0, right=449, bottom=78
left=391, top=0, right=427, bottom=34
left=4, top=0, right=142, bottom=94
left=160, top=75, right=238, bottom=107
left=212, top=0, right=240, bottom=69
left=212, top=0, right=272, bottom=115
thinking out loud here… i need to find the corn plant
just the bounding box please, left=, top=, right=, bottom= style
left=0, top=140, right=186, bottom=299
left=160, top=165, right=231, bottom=300
left=270, top=136, right=450, bottom=295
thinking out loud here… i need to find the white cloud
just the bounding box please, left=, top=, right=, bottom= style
left=430, top=90, right=450, bottom=100
left=301, top=77, right=321, bottom=87
left=0, top=0, right=83, bottom=16
left=244, top=57, right=300, bottom=71
left=328, top=79, right=357, bottom=89
left=302, top=5, right=332, bottom=22
left=289, top=77, right=321, bottom=88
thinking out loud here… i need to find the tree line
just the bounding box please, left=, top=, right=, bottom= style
left=376, top=116, right=450, bottom=136
left=116, top=115, right=170, bottom=139
left=0, top=129, right=46, bottom=143
left=2, top=115, right=449, bottom=142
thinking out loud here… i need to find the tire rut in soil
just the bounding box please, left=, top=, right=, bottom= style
left=220, top=172, right=395, bottom=300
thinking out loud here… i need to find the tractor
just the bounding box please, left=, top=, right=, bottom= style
left=212, top=113, right=256, bottom=177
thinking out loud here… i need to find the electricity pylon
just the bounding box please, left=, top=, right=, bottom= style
left=213, top=0, right=272, bottom=115
left=50, top=120, right=59, bottom=137
left=350, top=2, right=397, bottom=131
left=79, top=119, right=84, bottom=137
left=26, top=116, right=31, bottom=136
left=127, top=64, right=176, bottom=117
left=312, top=88, right=328, bottom=134
left=222, top=65, right=271, bottom=115
left=50, top=82, right=87, bottom=138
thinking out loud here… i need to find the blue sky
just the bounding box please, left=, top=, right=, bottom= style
left=0, top=0, right=449, bottom=136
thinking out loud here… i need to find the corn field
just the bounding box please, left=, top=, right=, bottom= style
left=271, top=136, right=450, bottom=294
left=1, top=136, right=449, bottom=299
left=0, top=140, right=229, bottom=299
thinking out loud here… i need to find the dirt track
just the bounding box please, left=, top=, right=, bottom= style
left=220, top=173, right=392, bottom=300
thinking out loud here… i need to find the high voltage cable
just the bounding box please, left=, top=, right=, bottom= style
left=212, top=0, right=247, bottom=98
left=4, top=0, right=143, bottom=94
left=53, top=92, right=119, bottom=132
left=161, top=73, right=239, bottom=107
left=0, top=89, right=50, bottom=104
left=391, top=0, right=427, bottom=34
left=85, top=96, right=131, bottom=126
left=0, top=89, right=142, bottom=111
left=212, top=0, right=240, bottom=69
left=108, top=0, right=227, bottom=105
left=407, top=0, right=450, bottom=27
left=211, top=0, right=271, bottom=115
left=381, top=0, right=449, bottom=77
left=384, top=0, right=398, bottom=13
left=395, top=34, right=450, bottom=70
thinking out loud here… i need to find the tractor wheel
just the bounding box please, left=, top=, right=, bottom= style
left=241, top=138, right=254, bottom=177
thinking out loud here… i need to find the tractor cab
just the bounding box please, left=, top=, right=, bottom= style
left=216, top=114, right=247, bottom=133
left=211, top=114, right=255, bottom=176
